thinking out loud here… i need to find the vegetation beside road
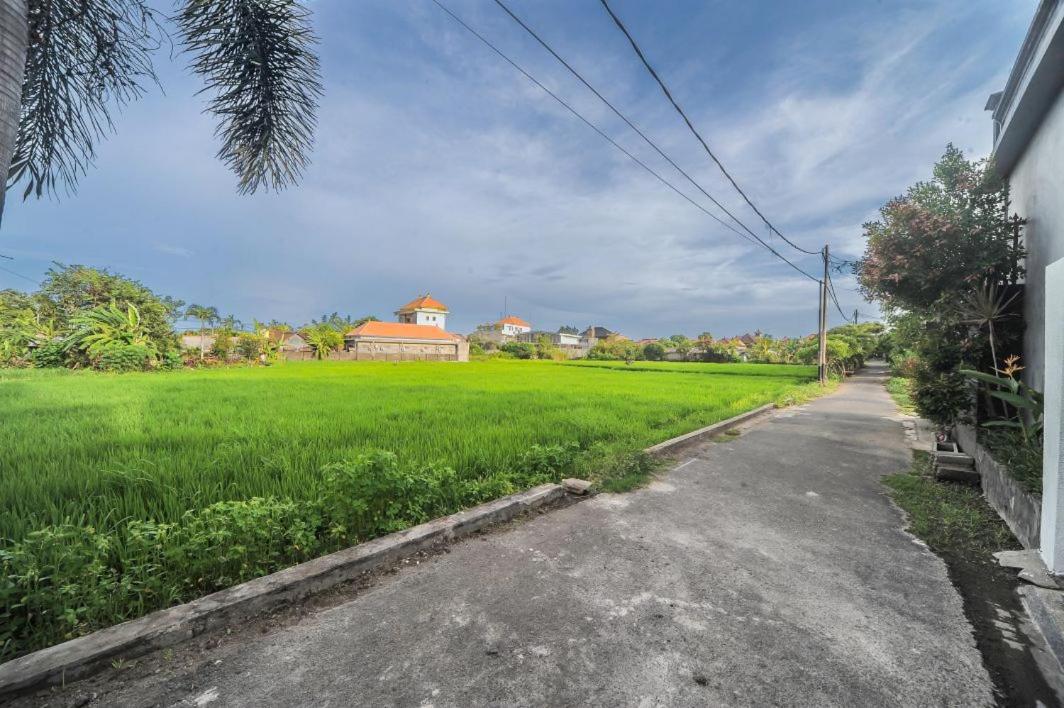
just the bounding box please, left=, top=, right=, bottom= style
left=0, top=359, right=814, bottom=658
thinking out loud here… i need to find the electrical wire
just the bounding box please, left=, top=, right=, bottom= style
left=596, top=0, right=821, bottom=257
left=428, top=0, right=752, bottom=246
left=487, top=0, right=819, bottom=281
left=431, top=0, right=821, bottom=282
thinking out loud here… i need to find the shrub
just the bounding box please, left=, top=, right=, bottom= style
left=211, top=335, right=233, bottom=360
left=159, top=350, right=184, bottom=370
left=642, top=342, right=665, bottom=361
left=29, top=340, right=66, bottom=368
left=175, top=498, right=322, bottom=592
left=96, top=343, right=152, bottom=372
left=235, top=332, right=262, bottom=360
left=514, top=442, right=580, bottom=486
left=500, top=341, right=535, bottom=360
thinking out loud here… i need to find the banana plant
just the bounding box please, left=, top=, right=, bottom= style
left=961, top=355, right=1044, bottom=444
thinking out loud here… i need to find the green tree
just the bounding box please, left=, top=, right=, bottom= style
left=857, top=144, right=1023, bottom=312
left=305, top=323, right=343, bottom=360
left=1, top=0, right=323, bottom=227
left=38, top=264, right=180, bottom=354
left=642, top=342, right=665, bottom=361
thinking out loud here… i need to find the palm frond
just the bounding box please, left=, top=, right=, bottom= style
left=9, top=0, right=163, bottom=200
left=177, top=0, right=323, bottom=193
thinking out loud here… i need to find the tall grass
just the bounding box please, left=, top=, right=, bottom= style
left=0, top=360, right=814, bottom=542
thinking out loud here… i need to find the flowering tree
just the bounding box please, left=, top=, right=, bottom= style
left=857, top=144, right=1023, bottom=312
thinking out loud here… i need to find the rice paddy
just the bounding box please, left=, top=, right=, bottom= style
left=0, top=359, right=814, bottom=543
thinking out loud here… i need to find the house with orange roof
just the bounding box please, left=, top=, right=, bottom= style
left=496, top=315, right=532, bottom=337
left=395, top=294, right=448, bottom=329
left=342, top=295, right=468, bottom=362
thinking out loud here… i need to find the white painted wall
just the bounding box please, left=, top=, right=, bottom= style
left=1041, top=258, right=1064, bottom=572
left=414, top=311, right=446, bottom=329
left=399, top=310, right=446, bottom=329
left=1010, top=89, right=1064, bottom=392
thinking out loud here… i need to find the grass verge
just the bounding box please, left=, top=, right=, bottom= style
left=886, top=376, right=917, bottom=415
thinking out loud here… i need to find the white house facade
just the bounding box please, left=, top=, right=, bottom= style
left=396, top=294, right=449, bottom=330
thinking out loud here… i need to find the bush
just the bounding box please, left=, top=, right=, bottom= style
left=96, top=343, right=152, bottom=372
left=642, top=342, right=665, bottom=361
left=514, top=442, right=580, bottom=486
left=159, top=350, right=184, bottom=370
left=500, top=341, right=535, bottom=360
left=235, top=333, right=262, bottom=360
left=29, top=340, right=66, bottom=368
left=211, top=335, right=233, bottom=360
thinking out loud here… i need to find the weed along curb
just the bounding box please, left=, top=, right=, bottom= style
left=643, top=403, right=777, bottom=456
left=0, top=483, right=566, bottom=699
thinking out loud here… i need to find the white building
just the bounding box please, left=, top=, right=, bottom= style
left=496, top=315, right=532, bottom=337
left=396, top=294, right=448, bottom=329
left=986, top=0, right=1064, bottom=574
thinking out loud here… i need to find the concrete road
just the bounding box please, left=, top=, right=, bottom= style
left=74, top=365, right=995, bottom=706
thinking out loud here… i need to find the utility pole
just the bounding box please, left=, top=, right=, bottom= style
left=854, top=309, right=859, bottom=325
left=818, top=244, right=829, bottom=385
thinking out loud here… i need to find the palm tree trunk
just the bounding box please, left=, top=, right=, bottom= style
left=0, top=0, right=29, bottom=227
left=199, top=319, right=206, bottom=360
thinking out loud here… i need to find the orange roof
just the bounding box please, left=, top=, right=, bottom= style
left=346, top=321, right=459, bottom=341
left=496, top=315, right=531, bottom=328
left=396, top=294, right=448, bottom=313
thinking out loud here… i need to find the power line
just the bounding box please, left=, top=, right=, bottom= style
left=427, top=0, right=753, bottom=249
left=0, top=263, right=40, bottom=286
left=596, top=0, right=821, bottom=258
left=432, top=0, right=820, bottom=283
left=825, top=271, right=849, bottom=322
left=487, top=0, right=819, bottom=282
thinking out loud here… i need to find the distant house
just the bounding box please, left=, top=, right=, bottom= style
left=267, top=329, right=310, bottom=352
left=343, top=295, right=468, bottom=362
left=580, top=325, right=619, bottom=347
left=496, top=315, right=532, bottom=337
left=396, top=294, right=448, bottom=329
left=519, top=329, right=582, bottom=347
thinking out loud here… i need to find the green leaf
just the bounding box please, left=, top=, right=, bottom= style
left=989, top=390, right=1036, bottom=409
left=959, top=369, right=1007, bottom=387
left=981, top=420, right=1022, bottom=429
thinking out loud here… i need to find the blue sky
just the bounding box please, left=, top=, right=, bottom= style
left=0, top=0, right=1037, bottom=337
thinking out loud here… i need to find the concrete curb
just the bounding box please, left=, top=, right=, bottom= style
left=643, top=403, right=777, bottom=456
left=1020, top=585, right=1064, bottom=671
left=0, top=484, right=565, bottom=699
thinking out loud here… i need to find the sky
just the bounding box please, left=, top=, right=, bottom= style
left=0, top=0, right=1039, bottom=338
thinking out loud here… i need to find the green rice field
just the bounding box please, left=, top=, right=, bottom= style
left=0, top=359, right=813, bottom=542
left=0, top=359, right=815, bottom=656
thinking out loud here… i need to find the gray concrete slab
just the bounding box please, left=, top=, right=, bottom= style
left=41, top=364, right=995, bottom=707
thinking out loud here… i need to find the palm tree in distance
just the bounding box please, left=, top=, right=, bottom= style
left=0, top=0, right=322, bottom=228
left=185, top=303, right=219, bottom=361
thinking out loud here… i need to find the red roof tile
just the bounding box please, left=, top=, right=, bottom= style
left=396, top=294, right=448, bottom=313
left=346, top=321, right=459, bottom=341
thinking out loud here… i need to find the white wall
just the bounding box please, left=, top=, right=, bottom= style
left=1010, top=89, right=1064, bottom=391
left=411, top=311, right=446, bottom=329
left=1041, top=258, right=1064, bottom=572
